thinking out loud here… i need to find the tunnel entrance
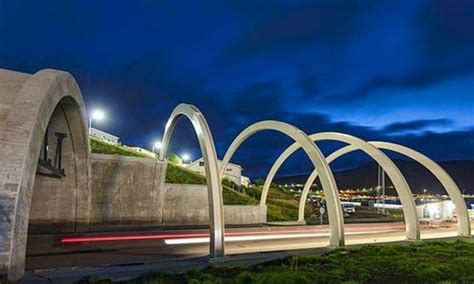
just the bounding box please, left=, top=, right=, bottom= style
left=0, top=69, right=90, bottom=281
left=28, top=97, right=89, bottom=234
left=25, top=96, right=90, bottom=271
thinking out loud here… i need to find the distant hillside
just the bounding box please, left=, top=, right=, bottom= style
left=275, top=160, right=474, bottom=195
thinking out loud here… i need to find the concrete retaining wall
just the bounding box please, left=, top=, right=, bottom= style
left=85, top=154, right=266, bottom=230
left=88, top=154, right=166, bottom=230
left=162, top=184, right=266, bottom=225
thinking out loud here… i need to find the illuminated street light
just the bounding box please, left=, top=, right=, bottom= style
left=181, top=153, right=191, bottom=163
left=89, top=109, right=106, bottom=134
left=152, top=140, right=162, bottom=157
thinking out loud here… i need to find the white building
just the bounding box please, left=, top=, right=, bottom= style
left=417, top=200, right=456, bottom=221
left=124, top=146, right=156, bottom=158
left=90, top=127, right=119, bottom=145
left=240, top=176, right=251, bottom=187
left=185, top=157, right=250, bottom=187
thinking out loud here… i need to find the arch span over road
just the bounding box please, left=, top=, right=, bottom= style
left=296, top=140, right=471, bottom=238
left=0, top=69, right=90, bottom=281
left=159, top=103, right=225, bottom=257
left=220, top=121, right=345, bottom=247
left=263, top=132, right=420, bottom=241
left=370, top=141, right=471, bottom=236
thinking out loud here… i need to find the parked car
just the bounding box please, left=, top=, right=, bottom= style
left=342, top=203, right=356, bottom=214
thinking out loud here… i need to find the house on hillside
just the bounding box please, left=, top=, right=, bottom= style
left=185, top=157, right=250, bottom=187
left=90, top=127, right=120, bottom=145
left=124, top=146, right=156, bottom=158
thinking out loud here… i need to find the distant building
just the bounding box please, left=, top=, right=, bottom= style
left=90, top=127, right=119, bottom=145
left=417, top=200, right=456, bottom=221
left=124, top=146, right=156, bottom=158
left=185, top=157, right=250, bottom=187
left=240, top=176, right=251, bottom=187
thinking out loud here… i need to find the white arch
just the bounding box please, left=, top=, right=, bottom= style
left=220, top=121, right=345, bottom=246
left=159, top=103, right=225, bottom=257
left=370, top=141, right=471, bottom=236
left=263, top=132, right=420, bottom=241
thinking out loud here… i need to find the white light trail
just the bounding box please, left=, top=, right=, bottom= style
left=164, top=230, right=392, bottom=245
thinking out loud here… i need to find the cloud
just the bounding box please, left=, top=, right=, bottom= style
left=388, top=127, right=474, bottom=162
left=383, top=119, right=453, bottom=134
left=243, top=125, right=474, bottom=178
left=0, top=1, right=472, bottom=179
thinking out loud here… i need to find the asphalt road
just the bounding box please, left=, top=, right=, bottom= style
left=25, top=221, right=466, bottom=271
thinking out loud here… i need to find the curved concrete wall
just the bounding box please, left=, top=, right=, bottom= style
left=29, top=98, right=91, bottom=234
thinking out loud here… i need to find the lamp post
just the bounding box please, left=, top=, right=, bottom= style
left=89, top=109, right=106, bottom=135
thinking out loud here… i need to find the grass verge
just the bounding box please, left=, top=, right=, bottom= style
left=132, top=238, right=474, bottom=283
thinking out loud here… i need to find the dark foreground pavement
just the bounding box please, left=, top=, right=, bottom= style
left=21, top=222, right=465, bottom=283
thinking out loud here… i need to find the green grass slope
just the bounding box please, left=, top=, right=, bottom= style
left=90, top=136, right=181, bottom=162
left=90, top=137, right=149, bottom=157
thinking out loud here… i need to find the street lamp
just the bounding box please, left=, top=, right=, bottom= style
left=152, top=140, right=162, bottom=157
left=89, top=109, right=106, bottom=134
left=181, top=153, right=191, bottom=164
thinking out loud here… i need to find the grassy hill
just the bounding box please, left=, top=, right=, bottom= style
left=90, top=138, right=310, bottom=221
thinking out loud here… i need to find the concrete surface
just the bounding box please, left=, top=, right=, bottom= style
left=21, top=222, right=470, bottom=283
left=89, top=154, right=266, bottom=229
left=0, top=68, right=90, bottom=280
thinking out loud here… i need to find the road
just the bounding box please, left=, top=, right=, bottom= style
left=25, top=221, right=467, bottom=271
